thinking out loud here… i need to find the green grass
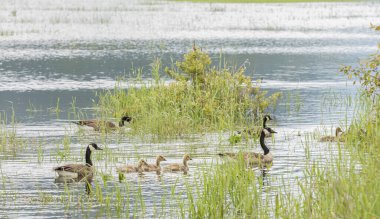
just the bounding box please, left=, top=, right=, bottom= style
left=97, top=48, right=281, bottom=138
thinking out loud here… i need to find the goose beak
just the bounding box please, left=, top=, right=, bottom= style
left=97, top=147, right=103, bottom=150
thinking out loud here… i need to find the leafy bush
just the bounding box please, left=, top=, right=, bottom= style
left=341, top=25, right=380, bottom=98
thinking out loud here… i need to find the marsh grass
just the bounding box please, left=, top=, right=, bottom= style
left=0, top=111, right=26, bottom=157
left=97, top=48, right=281, bottom=139
left=183, top=157, right=272, bottom=218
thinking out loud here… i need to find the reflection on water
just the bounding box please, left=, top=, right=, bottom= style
left=0, top=0, right=378, bottom=217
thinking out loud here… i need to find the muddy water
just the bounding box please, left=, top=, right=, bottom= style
left=0, top=0, right=379, bottom=217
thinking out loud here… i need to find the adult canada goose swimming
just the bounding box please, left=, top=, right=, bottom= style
left=73, top=116, right=132, bottom=131
left=220, top=127, right=277, bottom=165
left=116, top=159, right=148, bottom=173
left=164, top=154, right=192, bottom=174
left=54, top=143, right=102, bottom=178
left=143, top=155, right=167, bottom=173
left=319, top=127, right=345, bottom=142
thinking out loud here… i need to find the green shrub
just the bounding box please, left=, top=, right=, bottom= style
left=97, top=47, right=281, bottom=137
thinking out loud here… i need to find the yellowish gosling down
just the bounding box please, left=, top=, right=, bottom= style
left=164, top=154, right=192, bottom=174
left=319, top=127, right=345, bottom=142
left=116, top=159, right=148, bottom=173
left=143, top=155, right=167, bottom=173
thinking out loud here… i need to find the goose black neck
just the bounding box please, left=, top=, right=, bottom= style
left=85, top=147, right=93, bottom=166
left=263, top=117, right=268, bottom=128
left=260, top=131, right=270, bottom=155
left=119, top=120, right=124, bottom=127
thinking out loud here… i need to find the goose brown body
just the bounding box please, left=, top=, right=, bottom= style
left=164, top=154, right=192, bottom=173
left=73, top=116, right=132, bottom=131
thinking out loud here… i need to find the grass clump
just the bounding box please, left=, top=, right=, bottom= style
left=98, top=47, right=281, bottom=137
left=184, top=159, right=270, bottom=218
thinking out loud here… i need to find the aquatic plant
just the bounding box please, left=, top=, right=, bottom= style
left=98, top=47, right=281, bottom=137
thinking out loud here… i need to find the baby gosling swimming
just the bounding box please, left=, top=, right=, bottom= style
left=319, top=127, right=345, bottom=142
left=143, top=155, right=167, bottom=172
left=164, top=154, right=192, bottom=174
left=116, top=159, right=148, bottom=173
left=73, top=116, right=132, bottom=131
left=220, top=127, right=277, bottom=165
left=54, top=143, right=102, bottom=178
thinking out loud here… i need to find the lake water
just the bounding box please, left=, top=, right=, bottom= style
left=0, top=0, right=379, bottom=217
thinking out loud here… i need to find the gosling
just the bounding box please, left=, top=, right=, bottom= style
left=164, top=154, right=192, bottom=174
left=319, top=127, right=345, bottom=142
left=143, top=155, right=167, bottom=173
left=116, top=159, right=148, bottom=173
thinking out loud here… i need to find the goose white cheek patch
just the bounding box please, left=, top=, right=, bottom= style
left=89, top=144, right=96, bottom=151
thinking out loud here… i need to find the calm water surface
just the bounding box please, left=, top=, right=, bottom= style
left=0, top=0, right=379, bottom=217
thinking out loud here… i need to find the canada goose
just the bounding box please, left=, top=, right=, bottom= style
left=54, top=143, right=102, bottom=178
left=220, top=127, right=277, bottom=165
left=319, top=127, right=345, bottom=142
left=116, top=159, right=148, bottom=173
left=73, top=116, right=132, bottom=131
left=143, top=155, right=167, bottom=172
left=164, top=154, right=192, bottom=173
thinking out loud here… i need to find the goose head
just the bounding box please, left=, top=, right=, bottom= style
left=88, top=143, right=102, bottom=151
left=263, top=115, right=273, bottom=128
left=119, top=116, right=133, bottom=127
left=183, top=154, right=192, bottom=161
left=156, top=155, right=167, bottom=162
left=335, top=127, right=344, bottom=137
left=264, top=115, right=273, bottom=122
